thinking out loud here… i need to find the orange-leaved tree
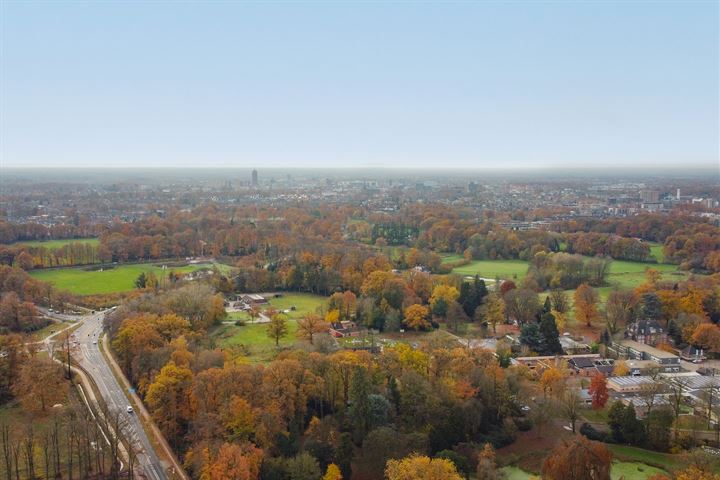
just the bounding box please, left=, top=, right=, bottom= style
left=588, top=372, right=609, bottom=410
left=574, top=283, right=599, bottom=327
left=542, top=436, right=612, bottom=480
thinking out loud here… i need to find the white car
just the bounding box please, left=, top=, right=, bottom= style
left=126, top=405, right=134, bottom=413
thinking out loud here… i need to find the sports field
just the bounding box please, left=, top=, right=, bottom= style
left=29, top=262, right=217, bottom=295
left=8, top=237, right=100, bottom=249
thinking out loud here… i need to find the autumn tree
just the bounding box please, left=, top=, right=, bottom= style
left=561, top=389, right=581, bottom=433
left=145, top=360, right=193, bottom=447
left=541, top=436, right=612, bottom=480
left=549, top=288, right=570, bottom=314
left=446, top=301, right=469, bottom=334
left=613, top=360, right=630, bottom=377
left=540, top=367, right=565, bottom=399
left=504, top=288, right=540, bottom=326
left=323, top=464, right=343, bottom=480
left=266, top=313, right=289, bottom=347
left=480, top=293, right=505, bottom=334
left=476, top=443, right=498, bottom=480
left=675, top=465, right=720, bottom=480
left=403, top=304, right=430, bottom=331
left=385, top=454, right=463, bottom=480
left=692, top=323, right=720, bottom=353
left=588, top=372, right=609, bottom=410
left=249, top=304, right=262, bottom=323
left=605, top=289, right=637, bottom=335
left=201, top=442, right=263, bottom=480
left=296, top=314, right=329, bottom=345
left=574, top=283, right=599, bottom=327
left=429, top=284, right=459, bottom=317
left=13, top=356, right=68, bottom=413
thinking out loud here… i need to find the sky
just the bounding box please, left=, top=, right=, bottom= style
left=1, top=1, right=718, bottom=170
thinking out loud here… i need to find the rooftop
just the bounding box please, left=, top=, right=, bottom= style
left=609, top=376, right=655, bottom=386
left=622, top=339, right=679, bottom=359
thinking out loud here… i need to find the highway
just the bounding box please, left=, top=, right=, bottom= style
left=49, top=310, right=168, bottom=480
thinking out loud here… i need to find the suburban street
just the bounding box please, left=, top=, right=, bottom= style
left=50, top=310, right=168, bottom=480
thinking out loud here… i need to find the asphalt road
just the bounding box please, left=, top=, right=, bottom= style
left=60, top=311, right=168, bottom=480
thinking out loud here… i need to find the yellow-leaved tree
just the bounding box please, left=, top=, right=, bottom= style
left=385, top=454, right=463, bottom=480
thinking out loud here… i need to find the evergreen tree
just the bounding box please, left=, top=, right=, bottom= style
left=608, top=400, right=626, bottom=443
left=621, top=404, right=646, bottom=445
left=519, top=323, right=543, bottom=353
left=387, top=376, right=401, bottom=415
left=542, top=296, right=552, bottom=315
left=134, top=272, right=147, bottom=288
left=539, top=312, right=563, bottom=355
left=349, top=367, right=372, bottom=444
left=667, top=319, right=682, bottom=345
left=641, top=292, right=662, bottom=321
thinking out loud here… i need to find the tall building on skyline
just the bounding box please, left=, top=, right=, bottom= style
left=251, top=169, right=258, bottom=187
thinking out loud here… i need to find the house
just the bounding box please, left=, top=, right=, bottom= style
left=329, top=321, right=366, bottom=338
left=239, top=294, right=267, bottom=305
left=679, top=345, right=706, bottom=362
left=569, top=357, right=597, bottom=376
left=626, top=319, right=666, bottom=346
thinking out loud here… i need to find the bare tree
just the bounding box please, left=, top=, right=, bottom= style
left=560, top=389, right=581, bottom=433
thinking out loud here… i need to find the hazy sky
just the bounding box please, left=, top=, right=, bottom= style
left=1, top=1, right=718, bottom=169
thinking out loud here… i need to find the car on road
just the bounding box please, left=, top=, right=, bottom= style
left=126, top=405, right=134, bottom=413
left=93, top=340, right=97, bottom=345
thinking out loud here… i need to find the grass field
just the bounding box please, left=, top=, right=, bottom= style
left=213, top=320, right=300, bottom=363
left=648, top=242, right=665, bottom=263
left=605, top=259, right=684, bottom=290
left=611, top=461, right=668, bottom=480
left=29, top=262, right=218, bottom=295
left=607, top=445, right=686, bottom=472
left=451, top=259, right=529, bottom=280
left=266, top=292, right=326, bottom=319
left=498, top=466, right=535, bottom=479
left=8, top=237, right=100, bottom=248
left=440, top=253, right=465, bottom=264
left=499, top=460, right=668, bottom=480
left=216, top=293, right=328, bottom=362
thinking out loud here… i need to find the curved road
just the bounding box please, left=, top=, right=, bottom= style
left=50, top=310, right=168, bottom=480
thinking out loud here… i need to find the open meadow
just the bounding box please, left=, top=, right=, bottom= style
left=29, top=262, right=219, bottom=295
left=451, top=259, right=529, bottom=280
left=6, top=237, right=100, bottom=248
left=215, top=293, right=328, bottom=362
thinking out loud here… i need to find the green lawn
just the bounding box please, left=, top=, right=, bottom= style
left=451, top=259, right=529, bottom=280
left=440, top=253, right=465, bottom=264
left=499, top=461, right=668, bottom=480
left=648, top=242, right=665, bottom=263
left=607, top=445, right=684, bottom=472
left=611, top=461, right=668, bottom=480
left=212, top=320, right=300, bottom=363
left=266, top=293, right=327, bottom=319
left=498, top=466, right=535, bottom=479
left=29, top=262, right=218, bottom=295
left=7, top=237, right=100, bottom=248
